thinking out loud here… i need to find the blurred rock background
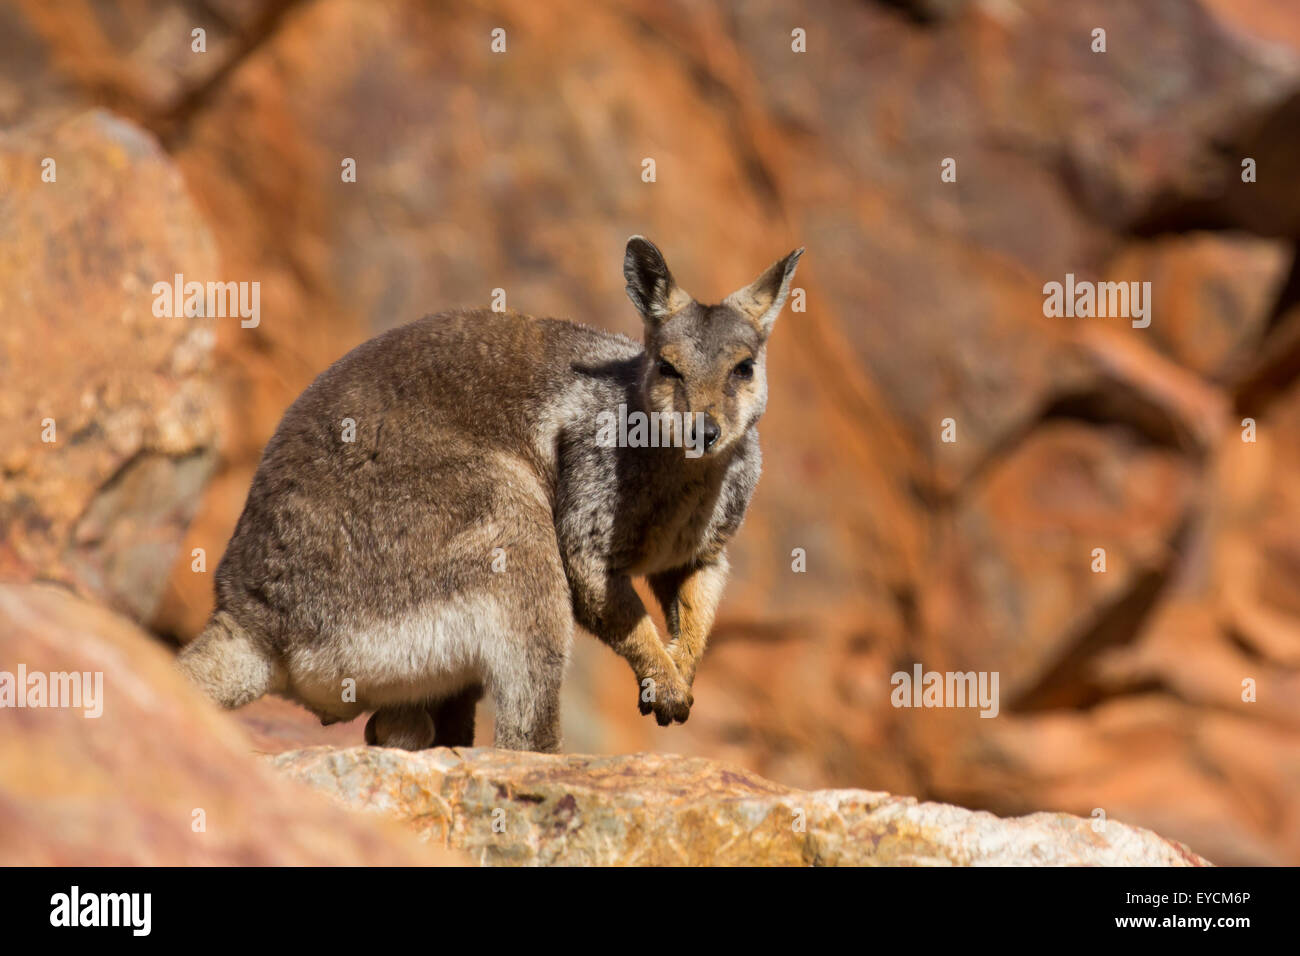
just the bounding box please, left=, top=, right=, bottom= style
left=2, top=0, right=1298, bottom=865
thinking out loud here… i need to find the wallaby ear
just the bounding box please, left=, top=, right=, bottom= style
left=624, top=236, right=693, bottom=325
left=724, top=247, right=805, bottom=338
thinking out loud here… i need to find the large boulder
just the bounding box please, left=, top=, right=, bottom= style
left=273, top=746, right=1209, bottom=866
left=0, top=582, right=459, bottom=864
left=0, top=110, right=219, bottom=623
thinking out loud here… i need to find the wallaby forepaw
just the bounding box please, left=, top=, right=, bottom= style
left=656, top=691, right=692, bottom=725
left=667, top=642, right=698, bottom=689
left=638, top=671, right=692, bottom=725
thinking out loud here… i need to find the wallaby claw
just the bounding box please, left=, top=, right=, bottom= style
left=641, top=670, right=692, bottom=725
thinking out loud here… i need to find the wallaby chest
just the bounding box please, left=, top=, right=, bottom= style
left=625, top=477, right=726, bottom=574
left=609, top=439, right=758, bottom=576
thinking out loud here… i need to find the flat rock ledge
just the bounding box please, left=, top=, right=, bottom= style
left=271, top=747, right=1210, bottom=866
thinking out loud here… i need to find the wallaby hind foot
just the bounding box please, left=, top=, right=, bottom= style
left=364, top=703, right=436, bottom=750
left=178, top=612, right=280, bottom=709
left=363, top=685, right=483, bottom=750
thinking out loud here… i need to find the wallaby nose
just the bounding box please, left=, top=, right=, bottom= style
left=702, top=415, right=721, bottom=451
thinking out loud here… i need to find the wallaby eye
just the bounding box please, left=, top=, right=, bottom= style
left=657, top=358, right=682, bottom=379
left=732, top=358, right=755, bottom=379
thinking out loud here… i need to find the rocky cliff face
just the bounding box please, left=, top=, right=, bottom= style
left=2, top=0, right=1299, bottom=864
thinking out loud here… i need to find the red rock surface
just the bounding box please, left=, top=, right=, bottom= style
left=0, top=109, right=219, bottom=621
left=0, top=583, right=460, bottom=864
left=4, top=0, right=1300, bottom=865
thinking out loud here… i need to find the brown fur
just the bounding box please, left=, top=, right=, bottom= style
left=178, top=237, right=802, bottom=751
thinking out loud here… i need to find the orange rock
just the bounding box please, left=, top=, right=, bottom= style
left=272, top=745, right=1210, bottom=866
left=0, top=582, right=461, bottom=865
left=0, top=110, right=219, bottom=623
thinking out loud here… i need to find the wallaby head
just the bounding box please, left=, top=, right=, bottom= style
left=623, top=236, right=804, bottom=456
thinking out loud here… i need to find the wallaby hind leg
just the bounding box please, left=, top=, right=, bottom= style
left=178, top=612, right=280, bottom=708
left=430, top=684, right=483, bottom=748
left=491, top=646, right=565, bottom=753
left=364, top=704, right=435, bottom=750
left=484, top=543, right=571, bottom=752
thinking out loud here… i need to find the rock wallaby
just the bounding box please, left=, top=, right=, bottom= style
left=179, top=237, right=803, bottom=751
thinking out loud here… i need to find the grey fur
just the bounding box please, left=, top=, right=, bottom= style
left=178, top=238, right=803, bottom=751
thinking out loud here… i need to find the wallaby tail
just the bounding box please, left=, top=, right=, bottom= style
left=178, top=611, right=279, bottom=709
